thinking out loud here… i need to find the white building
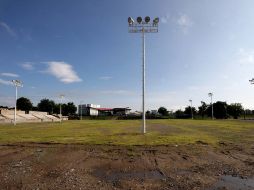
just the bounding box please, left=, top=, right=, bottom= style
left=78, top=104, right=100, bottom=116
left=78, top=104, right=131, bottom=116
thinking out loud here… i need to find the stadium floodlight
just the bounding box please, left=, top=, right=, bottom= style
left=189, top=99, right=193, bottom=119
left=145, top=16, right=150, bottom=23
left=250, top=78, right=254, bottom=84
left=128, top=17, right=159, bottom=134
left=208, top=92, right=214, bottom=120
left=128, top=17, right=135, bottom=25
left=12, top=80, right=23, bottom=125
left=153, top=17, right=159, bottom=25
left=137, top=16, right=142, bottom=23
left=59, top=94, right=64, bottom=122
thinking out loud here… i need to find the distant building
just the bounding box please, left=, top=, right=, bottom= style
left=78, top=104, right=131, bottom=116
left=113, top=108, right=131, bottom=115
left=78, top=104, right=100, bottom=116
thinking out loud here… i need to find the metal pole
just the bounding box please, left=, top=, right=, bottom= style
left=128, top=16, right=158, bottom=134
left=142, top=28, right=146, bottom=134
left=81, top=104, right=82, bottom=120
left=60, top=99, right=62, bottom=122
left=211, top=95, right=214, bottom=120
left=14, top=86, right=17, bottom=125
left=190, top=101, right=193, bottom=119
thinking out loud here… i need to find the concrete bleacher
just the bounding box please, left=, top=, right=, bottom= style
left=30, top=111, right=60, bottom=122
left=0, top=115, right=11, bottom=123
left=0, top=109, right=63, bottom=124
left=18, top=113, right=40, bottom=122
left=45, top=114, right=60, bottom=122
left=1, top=110, right=26, bottom=121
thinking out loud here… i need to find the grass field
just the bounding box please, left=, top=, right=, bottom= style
left=0, top=119, right=253, bottom=146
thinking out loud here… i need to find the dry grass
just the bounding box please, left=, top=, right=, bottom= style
left=0, top=119, right=253, bottom=146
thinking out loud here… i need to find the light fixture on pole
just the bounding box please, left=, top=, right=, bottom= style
left=250, top=78, right=254, bottom=84
left=189, top=99, right=193, bottom=119
left=208, top=92, right=214, bottom=120
left=59, top=94, right=64, bottom=122
left=128, top=16, right=159, bottom=134
left=12, top=80, right=23, bottom=125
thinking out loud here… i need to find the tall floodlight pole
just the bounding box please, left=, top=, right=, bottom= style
left=208, top=92, right=214, bottom=120
left=59, top=94, right=64, bottom=122
left=128, top=16, right=159, bottom=134
left=12, top=80, right=23, bottom=125
left=189, top=99, right=193, bottom=119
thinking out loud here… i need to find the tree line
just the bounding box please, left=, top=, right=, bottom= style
left=12, top=97, right=77, bottom=116
left=154, top=101, right=254, bottom=119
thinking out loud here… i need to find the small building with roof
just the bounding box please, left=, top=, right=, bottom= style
left=78, top=104, right=131, bottom=116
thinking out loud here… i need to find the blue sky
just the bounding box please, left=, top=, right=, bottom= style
left=0, top=0, right=254, bottom=111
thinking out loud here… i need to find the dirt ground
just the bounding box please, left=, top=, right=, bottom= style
left=0, top=142, right=253, bottom=190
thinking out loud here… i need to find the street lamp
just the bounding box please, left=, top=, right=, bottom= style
left=12, top=80, right=23, bottom=125
left=128, top=16, right=159, bottom=134
left=59, top=94, right=64, bottom=122
left=208, top=92, right=214, bottom=120
left=189, top=99, right=193, bottom=119
left=250, top=78, right=254, bottom=84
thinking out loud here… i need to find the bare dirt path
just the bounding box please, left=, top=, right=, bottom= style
left=0, top=142, right=253, bottom=190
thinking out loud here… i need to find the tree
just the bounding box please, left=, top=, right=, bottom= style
left=174, top=109, right=188, bottom=119
left=32, top=106, right=38, bottom=111
left=158, top=107, right=169, bottom=116
left=184, top=106, right=197, bottom=118
left=207, top=101, right=228, bottom=119
left=53, top=104, right=60, bottom=114
left=37, top=99, right=55, bottom=114
left=227, top=103, right=243, bottom=119
left=62, top=102, right=77, bottom=116
left=198, top=101, right=208, bottom=119
left=17, top=97, right=33, bottom=113
left=146, top=110, right=151, bottom=116
left=0, top=106, right=9, bottom=109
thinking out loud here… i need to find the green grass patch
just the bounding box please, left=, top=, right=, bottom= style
left=0, top=119, right=253, bottom=146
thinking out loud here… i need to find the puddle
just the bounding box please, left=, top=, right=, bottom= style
left=176, top=169, right=192, bottom=175
left=93, top=169, right=166, bottom=182
left=208, top=175, right=254, bottom=190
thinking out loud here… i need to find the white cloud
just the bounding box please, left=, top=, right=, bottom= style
left=0, top=21, right=16, bottom=37
left=176, top=14, right=193, bottom=33
left=99, top=76, right=112, bottom=80
left=161, top=15, right=170, bottom=24
left=45, top=61, right=82, bottom=84
left=1, top=73, right=19, bottom=77
left=21, top=62, right=34, bottom=70
left=238, top=48, right=254, bottom=65
left=161, top=14, right=193, bottom=34
left=177, top=14, right=193, bottom=27
left=221, top=75, right=229, bottom=80
left=0, top=78, right=12, bottom=85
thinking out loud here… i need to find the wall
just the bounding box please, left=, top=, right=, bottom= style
left=89, top=108, right=98, bottom=116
